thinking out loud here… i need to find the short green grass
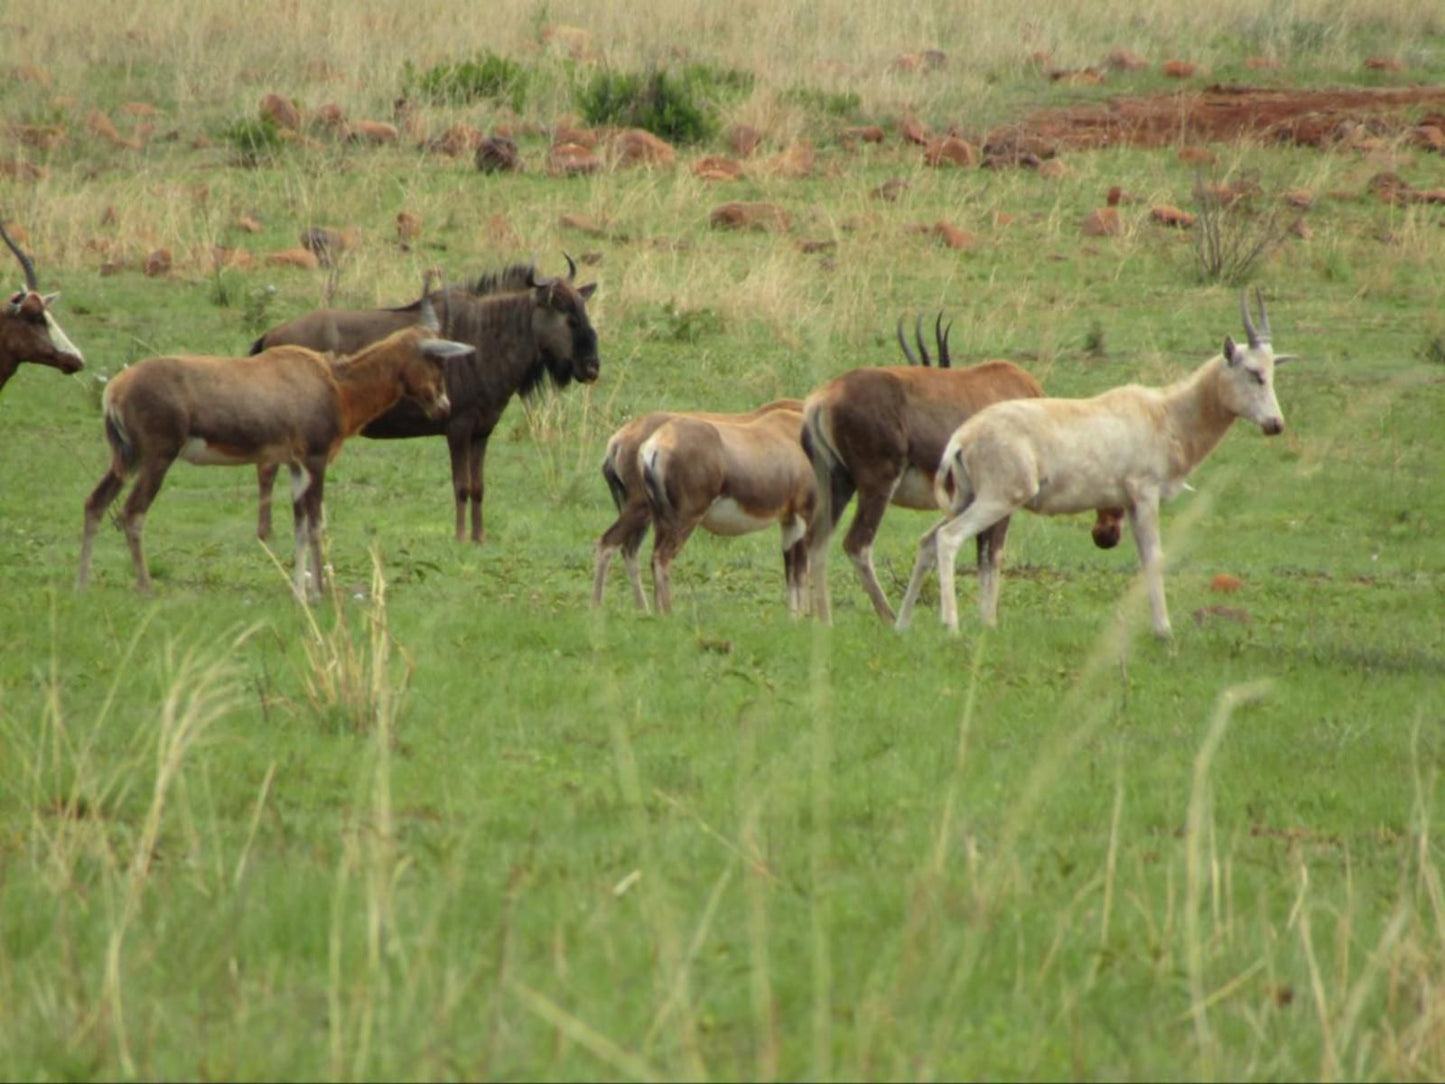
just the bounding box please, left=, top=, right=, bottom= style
left=3, top=0, right=1445, bottom=1078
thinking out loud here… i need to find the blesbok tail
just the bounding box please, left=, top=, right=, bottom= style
left=602, top=454, right=628, bottom=512
left=103, top=401, right=138, bottom=476
left=802, top=402, right=852, bottom=543
left=638, top=437, right=672, bottom=523
left=934, top=442, right=975, bottom=516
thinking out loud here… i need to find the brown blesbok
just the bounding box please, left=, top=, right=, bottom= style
left=77, top=296, right=471, bottom=597
left=592, top=398, right=803, bottom=611
left=639, top=408, right=815, bottom=615
left=0, top=219, right=84, bottom=394
left=896, top=290, right=1294, bottom=639
left=250, top=256, right=600, bottom=543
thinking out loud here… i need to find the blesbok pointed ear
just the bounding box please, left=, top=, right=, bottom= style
left=1272, top=353, right=1298, bottom=365
left=42, top=291, right=60, bottom=307
left=420, top=339, right=475, bottom=361
left=1223, top=335, right=1240, bottom=365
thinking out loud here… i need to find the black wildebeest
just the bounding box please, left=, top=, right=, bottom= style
left=0, top=219, right=84, bottom=394
left=78, top=295, right=467, bottom=597
left=250, top=257, right=600, bottom=543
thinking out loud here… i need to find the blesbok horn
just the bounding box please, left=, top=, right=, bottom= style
left=936, top=312, right=953, bottom=369
left=1240, top=288, right=1261, bottom=349
left=914, top=314, right=934, bottom=367
left=0, top=218, right=40, bottom=294
left=897, top=316, right=924, bottom=366
left=1254, top=286, right=1272, bottom=343
left=564, top=252, right=578, bottom=281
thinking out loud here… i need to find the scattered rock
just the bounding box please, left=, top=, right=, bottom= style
left=923, top=136, right=977, bottom=168
left=541, top=24, right=595, bottom=61
left=85, top=110, right=120, bottom=143
left=484, top=213, right=519, bottom=247
left=1411, top=125, right=1445, bottom=153
left=549, top=143, right=600, bottom=176
left=424, top=123, right=481, bottom=157
left=1051, top=67, right=1106, bottom=86
left=349, top=120, right=398, bottom=145
left=396, top=211, right=422, bottom=242
left=1366, top=171, right=1411, bottom=204
left=1283, top=188, right=1315, bottom=209
left=841, top=126, right=886, bottom=146
left=871, top=178, right=910, bottom=202
left=898, top=115, right=929, bottom=145
left=692, top=155, right=745, bottom=180
left=312, top=103, right=348, bottom=132
left=765, top=141, right=815, bottom=178
left=1363, top=56, right=1403, bottom=72
left=300, top=226, right=357, bottom=266
left=9, top=125, right=66, bottom=151
left=1290, top=217, right=1313, bottom=240
left=797, top=239, right=836, bottom=255
left=728, top=125, right=763, bottom=157
left=15, top=63, right=52, bottom=87
left=552, top=124, right=598, bottom=149
left=143, top=248, right=173, bottom=277
left=611, top=128, right=675, bottom=167
left=1151, top=205, right=1196, bottom=228
left=933, top=221, right=979, bottom=250
left=709, top=201, right=790, bottom=232
left=1080, top=208, right=1122, bottom=236
left=477, top=135, right=522, bottom=172
left=1105, top=48, right=1149, bottom=71
left=1161, top=59, right=1201, bottom=79
left=259, top=93, right=302, bottom=131
left=1210, top=573, right=1244, bottom=593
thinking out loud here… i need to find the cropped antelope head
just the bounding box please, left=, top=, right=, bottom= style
left=530, top=254, right=600, bottom=387
left=1222, top=287, right=1294, bottom=436
left=1, top=219, right=84, bottom=391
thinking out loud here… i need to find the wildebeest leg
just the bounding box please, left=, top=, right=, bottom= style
left=1126, top=494, right=1171, bottom=640
left=446, top=430, right=470, bottom=543
left=467, top=430, right=491, bottom=543
left=976, top=517, right=1011, bottom=626
left=650, top=520, right=698, bottom=615
left=257, top=463, right=279, bottom=541
left=119, top=456, right=175, bottom=594
left=77, top=469, right=127, bottom=589
left=593, top=501, right=652, bottom=611
left=843, top=487, right=897, bottom=623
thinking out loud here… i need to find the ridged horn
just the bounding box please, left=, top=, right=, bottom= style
left=897, top=316, right=922, bottom=365
left=1240, top=288, right=1261, bottom=349
left=936, top=312, right=953, bottom=369
left=914, top=314, right=932, bottom=367
left=0, top=218, right=39, bottom=293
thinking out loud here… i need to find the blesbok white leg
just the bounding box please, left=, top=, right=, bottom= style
left=289, top=463, right=314, bottom=598
left=976, top=518, right=1011, bottom=626
left=895, top=523, right=942, bottom=631
left=932, top=498, right=1017, bottom=633
left=1125, top=493, right=1171, bottom=639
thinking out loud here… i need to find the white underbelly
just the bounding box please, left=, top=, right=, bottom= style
left=179, top=438, right=288, bottom=467
left=891, top=467, right=937, bottom=510
left=702, top=497, right=775, bottom=537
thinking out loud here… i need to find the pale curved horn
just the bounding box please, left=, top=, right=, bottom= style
left=936, top=312, right=953, bottom=369
left=1240, top=288, right=1261, bottom=349
left=1254, top=286, right=1272, bottom=343
left=0, top=218, right=39, bottom=293
left=897, top=316, right=922, bottom=365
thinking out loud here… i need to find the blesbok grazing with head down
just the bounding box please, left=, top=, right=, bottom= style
left=638, top=408, right=815, bottom=615
left=0, top=219, right=85, bottom=394
left=250, top=256, right=600, bottom=543
left=77, top=294, right=471, bottom=597
left=895, top=289, right=1295, bottom=639
left=592, top=398, right=803, bottom=611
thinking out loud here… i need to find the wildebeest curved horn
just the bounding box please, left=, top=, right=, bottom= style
left=564, top=252, right=577, bottom=282
left=897, top=316, right=922, bottom=366
left=1254, top=286, right=1272, bottom=343
left=0, top=217, right=39, bottom=293
left=1240, top=288, right=1260, bottom=349
left=914, top=314, right=933, bottom=367
left=935, top=312, right=953, bottom=369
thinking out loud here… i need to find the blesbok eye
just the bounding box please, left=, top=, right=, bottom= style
left=1252, top=370, right=1266, bottom=386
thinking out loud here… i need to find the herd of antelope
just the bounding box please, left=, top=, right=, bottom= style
left=1, top=217, right=1294, bottom=638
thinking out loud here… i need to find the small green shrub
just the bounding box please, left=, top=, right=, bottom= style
left=403, top=51, right=529, bottom=110
left=576, top=65, right=750, bottom=144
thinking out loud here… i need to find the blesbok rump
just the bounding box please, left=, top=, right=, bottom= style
left=639, top=408, right=815, bottom=615
left=895, top=289, right=1294, bottom=639
left=250, top=256, right=600, bottom=543
left=77, top=298, right=471, bottom=597
left=0, top=219, right=84, bottom=394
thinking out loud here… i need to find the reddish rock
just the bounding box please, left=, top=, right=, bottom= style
left=728, top=125, right=763, bottom=157
left=559, top=213, right=609, bottom=237
left=10, top=125, right=66, bottom=151
left=1081, top=208, right=1122, bottom=236
left=871, top=178, right=910, bottom=202
left=1283, top=188, right=1315, bottom=209
left=1290, top=217, right=1314, bottom=240
left=766, top=142, right=815, bottom=178
left=396, top=211, right=422, bottom=242
left=1363, top=56, right=1403, bottom=71
left=924, top=136, right=978, bottom=168
left=350, top=120, right=398, bottom=144
left=143, top=248, right=173, bottom=277
left=1244, top=56, right=1283, bottom=71
left=1210, top=574, right=1245, bottom=593
left=1150, top=205, right=1196, bottom=228
left=797, top=239, right=836, bottom=255
left=313, top=103, right=348, bottom=131
left=842, top=126, right=886, bottom=146
left=1366, top=171, right=1410, bottom=204
left=611, top=128, right=675, bottom=167
left=933, top=221, right=979, bottom=250
left=267, top=247, right=321, bottom=270
left=552, top=124, right=597, bottom=149
left=86, top=110, right=120, bottom=143
left=1051, top=68, right=1106, bottom=86
left=1161, top=59, right=1201, bottom=79
left=259, top=93, right=302, bottom=131
left=1411, top=125, right=1445, bottom=153
left=211, top=245, right=254, bottom=271
left=1414, top=188, right=1445, bottom=205
left=1177, top=145, right=1216, bottom=166
left=1105, top=48, right=1148, bottom=71
left=549, top=143, right=600, bottom=176
left=899, top=115, right=929, bottom=145
left=476, top=135, right=521, bottom=172
left=709, top=201, right=790, bottom=232
left=692, top=155, right=745, bottom=180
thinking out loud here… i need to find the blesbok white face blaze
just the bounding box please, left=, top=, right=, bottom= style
left=1223, top=287, right=1294, bottom=436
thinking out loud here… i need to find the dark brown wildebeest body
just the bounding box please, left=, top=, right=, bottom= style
left=250, top=261, right=599, bottom=542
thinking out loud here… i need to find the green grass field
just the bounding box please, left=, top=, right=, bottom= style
left=3, top=1, right=1445, bottom=1078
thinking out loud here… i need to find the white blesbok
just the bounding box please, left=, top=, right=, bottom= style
left=78, top=295, right=471, bottom=597
left=895, top=289, right=1295, bottom=639
left=637, top=408, right=815, bottom=615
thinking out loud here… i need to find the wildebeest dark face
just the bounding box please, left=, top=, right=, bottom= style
left=532, top=280, right=600, bottom=387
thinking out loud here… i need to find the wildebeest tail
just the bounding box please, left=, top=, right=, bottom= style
left=802, top=401, right=852, bottom=542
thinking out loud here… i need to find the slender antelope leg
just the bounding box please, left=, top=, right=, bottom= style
left=895, top=522, right=942, bottom=631
left=593, top=503, right=651, bottom=611
left=305, top=464, right=327, bottom=599
left=649, top=521, right=696, bottom=615
left=805, top=469, right=855, bottom=624
left=1126, top=495, right=1171, bottom=639
left=842, top=488, right=897, bottom=622
left=78, top=470, right=126, bottom=589
left=976, top=517, right=1012, bottom=625
left=933, top=500, right=1014, bottom=633
left=780, top=515, right=807, bottom=617
left=289, top=463, right=313, bottom=597
left=257, top=463, right=279, bottom=541
left=119, top=458, right=173, bottom=594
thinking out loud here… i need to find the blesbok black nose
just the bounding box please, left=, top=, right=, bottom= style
left=1262, top=418, right=1284, bottom=436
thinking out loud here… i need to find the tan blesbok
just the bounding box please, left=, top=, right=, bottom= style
left=77, top=297, right=471, bottom=597
left=896, top=289, right=1295, bottom=639
left=0, top=219, right=84, bottom=393
left=638, top=408, right=815, bottom=615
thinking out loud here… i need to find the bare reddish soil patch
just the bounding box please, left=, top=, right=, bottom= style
left=985, top=84, right=1445, bottom=156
